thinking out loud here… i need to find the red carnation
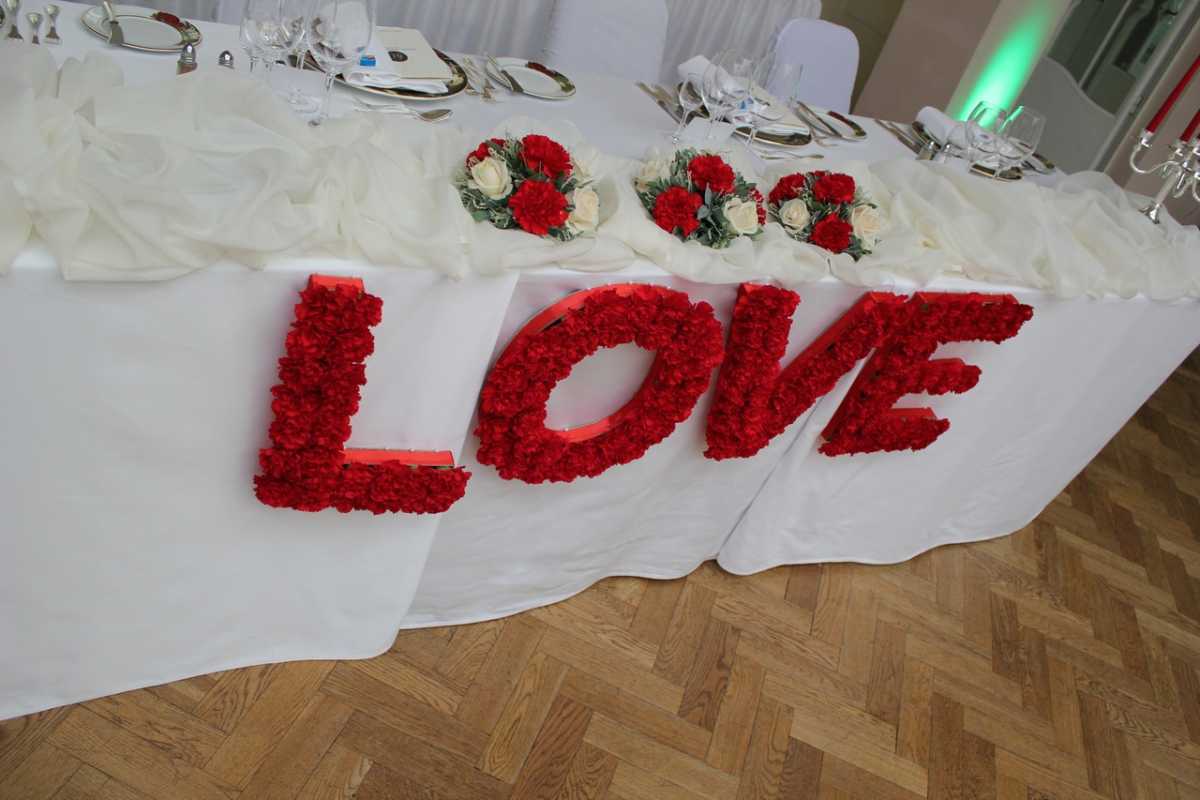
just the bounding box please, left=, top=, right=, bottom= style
left=687, top=154, right=735, bottom=194
left=812, top=172, right=856, bottom=204
left=520, top=134, right=573, bottom=179
left=809, top=215, right=853, bottom=253
left=467, top=137, right=506, bottom=166
left=508, top=179, right=569, bottom=235
left=768, top=173, right=808, bottom=206
left=653, top=186, right=704, bottom=237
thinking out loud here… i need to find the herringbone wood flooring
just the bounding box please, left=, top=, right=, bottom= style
left=3, top=350, right=1200, bottom=800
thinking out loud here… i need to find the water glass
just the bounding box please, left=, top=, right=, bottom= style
left=307, top=0, right=376, bottom=126
left=276, top=0, right=318, bottom=111
left=965, top=101, right=1006, bottom=169
left=242, top=0, right=288, bottom=80
left=699, top=51, right=733, bottom=140
left=998, top=105, right=1046, bottom=172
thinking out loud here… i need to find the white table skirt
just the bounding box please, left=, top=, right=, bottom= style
left=3, top=5, right=1199, bottom=719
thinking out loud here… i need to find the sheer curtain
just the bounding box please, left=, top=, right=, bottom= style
left=131, top=0, right=820, bottom=80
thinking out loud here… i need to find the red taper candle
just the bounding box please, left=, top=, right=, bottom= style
left=1147, top=51, right=1200, bottom=134
left=1183, top=106, right=1200, bottom=144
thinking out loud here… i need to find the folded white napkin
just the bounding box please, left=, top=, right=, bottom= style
left=916, top=106, right=967, bottom=149
left=374, top=26, right=452, bottom=80
left=346, top=50, right=448, bottom=92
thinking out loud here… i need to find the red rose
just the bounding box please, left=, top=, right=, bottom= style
left=652, top=186, right=704, bottom=237
left=467, top=137, right=506, bottom=166
left=687, top=154, right=735, bottom=194
left=508, top=179, right=569, bottom=235
left=809, top=215, right=853, bottom=252
left=768, top=173, right=808, bottom=206
left=520, top=134, right=573, bottom=179
left=812, top=172, right=856, bottom=204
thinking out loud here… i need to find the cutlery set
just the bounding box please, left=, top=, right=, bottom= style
left=4, top=0, right=59, bottom=43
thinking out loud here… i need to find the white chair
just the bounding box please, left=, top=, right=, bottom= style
left=767, top=18, right=859, bottom=113
left=541, top=0, right=669, bottom=85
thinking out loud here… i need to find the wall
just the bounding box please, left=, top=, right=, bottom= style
left=821, top=0, right=906, bottom=104
left=853, top=0, right=1003, bottom=120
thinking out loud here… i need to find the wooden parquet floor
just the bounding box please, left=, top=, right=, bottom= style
left=3, top=350, right=1200, bottom=800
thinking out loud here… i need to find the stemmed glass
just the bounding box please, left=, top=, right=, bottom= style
left=998, top=105, right=1046, bottom=172
left=699, top=51, right=735, bottom=141
left=239, top=6, right=262, bottom=75
left=965, top=101, right=1006, bottom=169
left=672, top=78, right=703, bottom=144
left=276, top=0, right=318, bottom=112
left=242, top=0, right=289, bottom=83
left=307, top=0, right=376, bottom=126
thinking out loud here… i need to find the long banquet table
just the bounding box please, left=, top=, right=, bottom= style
left=2, top=4, right=1199, bottom=719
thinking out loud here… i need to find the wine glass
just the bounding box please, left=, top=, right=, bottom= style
left=965, top=101, right=1006, bottom=170
left=699, top=51, right=734, bottom=141
left=307, top=0, right=376, bottom=126
left=238, top=5, right=262, bottom=76
left=998, top=105, right=1046, bottom=173
left=242, top=0, right=289, bottom=82
left=276, top=0, right=318, bottom=112
left=673, top=78, right=703, bottom=144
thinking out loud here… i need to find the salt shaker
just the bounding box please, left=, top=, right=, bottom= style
left=177, top=42, right=197, bottom=75
left=218, top=50, right=234, bottom=69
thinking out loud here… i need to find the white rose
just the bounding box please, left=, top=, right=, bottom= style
left=849, top=204, right=884, bottom=249
left=723, top=197, right=761, bottom=236
left=568, top=186, right=601, bottom=233
left=778, top=198, right=811, bottom=232
left=469, top=156, right=512, bottom=200
left=634, top=157, right=670, bottom=190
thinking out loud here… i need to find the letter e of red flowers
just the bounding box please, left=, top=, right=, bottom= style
left=254, top=275, right=470, bottom=514
left=705, top=284, right=903, bottom=460
left=820, top=292, right=1033, bottom=456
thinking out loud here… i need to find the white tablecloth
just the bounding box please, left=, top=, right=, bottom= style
left=2, top=5, right=1198, bottom=719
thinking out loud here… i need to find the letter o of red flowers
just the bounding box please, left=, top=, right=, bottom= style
left=475, top=284, right=725, bottom=483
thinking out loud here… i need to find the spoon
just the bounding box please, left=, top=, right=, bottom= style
left=351, top=98, right=452, bottom=122
left=43, top=3, right=58, bottom=43
left=25, top=9, right=39, bottom=44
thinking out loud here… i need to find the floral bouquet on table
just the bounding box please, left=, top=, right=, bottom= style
left=456, top=134, right=600, bottom=241
left=767, top=171, right=883, bottom=260
left=634, top=149, right=764, bottom=249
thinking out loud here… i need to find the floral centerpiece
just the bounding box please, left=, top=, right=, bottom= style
left=767, top=171, right=882, bottom=260
left=635, top=149, right=764, bottom=248
left=457, top=134, right=600, bottom=241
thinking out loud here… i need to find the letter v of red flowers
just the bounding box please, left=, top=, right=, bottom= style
left=820, top=291, right=1033, bottom=456
left=254, top=275, right=470, bottom=514
left=705, top=283, right=903, bottom=460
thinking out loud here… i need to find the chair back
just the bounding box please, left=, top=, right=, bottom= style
left=767, top=18, right=858, bottom=113
left=542, top=0, right=670, bottom=84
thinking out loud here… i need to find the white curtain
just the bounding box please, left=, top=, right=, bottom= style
left=129, top=0, right=821, bottom=82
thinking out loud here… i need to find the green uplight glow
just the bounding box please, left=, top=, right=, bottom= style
left=951, top=4, right=1061, bottom=120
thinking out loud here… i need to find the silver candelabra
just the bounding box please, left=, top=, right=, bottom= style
left=1128, top=129, right=1200, bottom=224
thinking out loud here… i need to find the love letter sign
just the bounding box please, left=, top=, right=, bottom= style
left=255, top=277, right=1032, bottom=514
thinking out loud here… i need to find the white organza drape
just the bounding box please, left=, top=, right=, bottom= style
left=123, top=0, right=822, bottom=83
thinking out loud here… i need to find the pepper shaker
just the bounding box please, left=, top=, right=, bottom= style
left=177, top=42, right=197, bottom=75
left=218, top=50, right=234, bottom=69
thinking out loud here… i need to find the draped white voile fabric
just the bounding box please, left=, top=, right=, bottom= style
left=123, top=0, right=823, bottom=84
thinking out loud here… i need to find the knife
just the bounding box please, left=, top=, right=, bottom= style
left=102, top=0, right=124, bottom=46
left=828, top=111, right=868, bottom=140
left=485, top=54, right=525, bottom=95
left=879, top=120, right=921, bottom=154
left=796, top=101, right=843, bottom=139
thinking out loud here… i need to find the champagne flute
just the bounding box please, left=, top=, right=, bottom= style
left=998, top=105, right=1046, bottom=173
left=307, top=0, right=376, bottom=126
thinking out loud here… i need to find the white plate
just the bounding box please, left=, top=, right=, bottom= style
left=81, top=5, right=193, bottom=52
left=487, top=57, right=576, bottom=100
